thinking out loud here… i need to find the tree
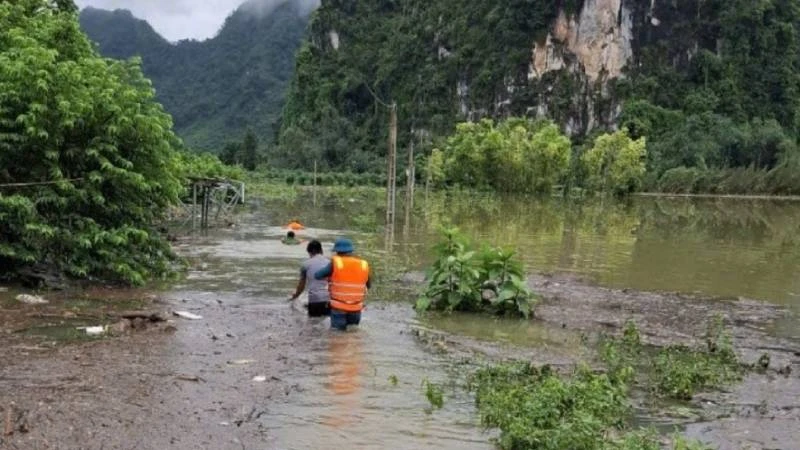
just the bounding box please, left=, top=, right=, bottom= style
left=581, top=129, right=647, bottom=195
left=438, top=118, right=571, bottom=193
left=220, top=141, right=243, bottom=166
left=0, top=0, right=183, bottom=284
left=241, top=130, right=259, bottom=171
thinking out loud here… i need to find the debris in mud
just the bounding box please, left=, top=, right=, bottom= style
left=173, top=311, right=202, bottom=320
left=252, top=375, right=267, bottom=382
left=175, top=375, right=205, bottom=383
left=116, top=311, right=169, bottom=322
left=15, top=294, right=48, bottom=305
left=228, top=359, right=256, bottom=365
left=79, top=326, right=106, bottom=336
left=2, top=403, right=28, bottom=437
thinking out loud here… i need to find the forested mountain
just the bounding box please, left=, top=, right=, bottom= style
left=278, top=0, right=800, bottom=186
left=79, top=0, right=310, bottom=152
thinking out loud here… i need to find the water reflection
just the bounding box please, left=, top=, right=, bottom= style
left=263, top=190, right=800, bottom=307
left=321, top=332, right=364, bottom=429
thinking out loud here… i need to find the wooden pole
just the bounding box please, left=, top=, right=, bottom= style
left=313, top=160, right=318, bottom=207
left=407, top=138, right=415, bottom=213
left=403, top=137, right=415, bottom=236
left=192, top=183, right=197, bottom=230
left=386, top=102, right=398, bottom=226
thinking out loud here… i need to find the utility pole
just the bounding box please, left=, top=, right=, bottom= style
left=313, top=159, right=318, bottom=207
left=386, top=102, right=398, bottom=226
left=403, top=135, right=415, bottom=236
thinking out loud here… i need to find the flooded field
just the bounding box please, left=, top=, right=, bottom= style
left=1, top=188, right=799, bottom=449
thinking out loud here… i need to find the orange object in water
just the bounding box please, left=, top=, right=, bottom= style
left=286, top=221, right=304, bottom=230
left=329, top=256, right=369, bottom=312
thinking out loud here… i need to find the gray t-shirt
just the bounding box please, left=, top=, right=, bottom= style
left=301, top=254, right=330, bottom=304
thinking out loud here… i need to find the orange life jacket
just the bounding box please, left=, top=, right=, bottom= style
left=286, top=221, right=304, bottom=230
left=329, top=255, right=369, bottom=312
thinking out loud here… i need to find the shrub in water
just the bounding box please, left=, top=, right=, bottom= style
left=415, top=228, right=536, bottom=318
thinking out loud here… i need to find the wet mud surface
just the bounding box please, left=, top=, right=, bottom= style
left=1, top=232, right=799, bottom=449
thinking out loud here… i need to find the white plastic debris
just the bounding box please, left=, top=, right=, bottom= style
left=228, top=359, right=256, bottom=365
left=77, top=325, right=107, bottom=335
left=252, top=375, right=267, bottom=382
left=173, top=311, right=202, bottom=320
left=16, top=294, right=48, bottom=305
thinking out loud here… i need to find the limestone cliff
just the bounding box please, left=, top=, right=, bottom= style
left=279, top=0, right=800, bottom=170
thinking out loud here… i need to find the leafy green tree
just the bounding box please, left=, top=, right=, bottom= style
left=437, top=118, right=571, bottom=193
left=241, top=130, right=259, bottom=171
left=0, top=0, right=183, bottom=285
left=220, top=141, right=243, bottom=166
left=582, top=130, right=647, bottom=195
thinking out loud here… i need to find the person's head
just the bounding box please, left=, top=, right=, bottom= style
left=332, top=238, right=354, bottom=255
left=306, top=239, right=323, bottom=256
left=287, top=231, right=295, bottom=239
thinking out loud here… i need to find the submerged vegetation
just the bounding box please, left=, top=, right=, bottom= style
left=469, top=319, right=743, bottom=449
left=415, top=228, right=536, bottom=318
left=601, top=319, right=744, bottom=401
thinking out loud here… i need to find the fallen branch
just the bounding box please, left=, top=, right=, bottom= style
left=4, top=404, right=13, bottom=437
left=114, top=311, right=168, bottom=322
left=175, top=375, right=205, bottom=383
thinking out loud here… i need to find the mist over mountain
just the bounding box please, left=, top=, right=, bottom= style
left=79, top=0, right=312, bottom=151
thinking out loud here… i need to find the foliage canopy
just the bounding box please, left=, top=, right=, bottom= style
left=0, top=0, right=184, bottom=284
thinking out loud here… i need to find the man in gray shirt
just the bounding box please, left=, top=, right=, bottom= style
left=289, top=240, right=331, bottom=317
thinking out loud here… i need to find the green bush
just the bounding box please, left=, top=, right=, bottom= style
left=581, top=129, right=647, bottom=195
left=0, top=0, right=185, bottom=285
left=657, top=167, right=701, bottom=193
left=415, top=228, right=536, bottom=318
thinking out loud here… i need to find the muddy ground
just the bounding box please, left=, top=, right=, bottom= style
left=1, top=269, right=798, bottom=449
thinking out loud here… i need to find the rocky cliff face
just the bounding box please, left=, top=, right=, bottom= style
left=280, top=0, right=792, bottom=170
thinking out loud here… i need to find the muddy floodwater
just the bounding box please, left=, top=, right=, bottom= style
left=1, top=190, right=799, bottom=449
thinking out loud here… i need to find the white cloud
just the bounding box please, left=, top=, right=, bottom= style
left=75, top=0, right=319, bottom=42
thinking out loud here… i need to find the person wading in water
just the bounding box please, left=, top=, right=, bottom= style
left=288, top=240, right=331, bottom=317
left=281, top=230, right=303, bottom=245
left=314, top=238, right=371, bottom=331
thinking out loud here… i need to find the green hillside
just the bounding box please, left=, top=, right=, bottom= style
left=79, top=0, right=310, bottom=152
left=278, top=0, right=800, bottom=190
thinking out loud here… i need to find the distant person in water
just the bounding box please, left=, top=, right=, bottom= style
left=315, top=238, right=371, bottom=331
left=281, top=230, right=302, bottom=245
left=286, top=220, right=305, bottom=231
left=288, top=240, right=331, bottom=317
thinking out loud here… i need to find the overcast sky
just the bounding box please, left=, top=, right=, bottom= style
left=74, top=0, right=316, bottom=42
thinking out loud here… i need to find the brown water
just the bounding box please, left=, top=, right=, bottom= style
left=267, top=190, right=800, bottom=309
left=193, top=190, right=798, bottom=448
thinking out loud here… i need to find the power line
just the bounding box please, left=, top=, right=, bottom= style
left=0, top=178, right=84, bottom=188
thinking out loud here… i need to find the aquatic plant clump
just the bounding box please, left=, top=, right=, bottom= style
left=469, top=361, right=714, bottom=450
left=415, top=227, right=537, bottom=318
left=601, top=318, right=744, bottom=400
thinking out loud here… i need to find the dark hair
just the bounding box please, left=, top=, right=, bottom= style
left=306, top=239, right=323, bottom=255
left=287, top=231, right=295, bottom=238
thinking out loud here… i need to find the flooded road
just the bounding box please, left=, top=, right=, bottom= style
left=167, top=220, right=494, bottom=449
left=1, top=190, right=799, bottom=449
